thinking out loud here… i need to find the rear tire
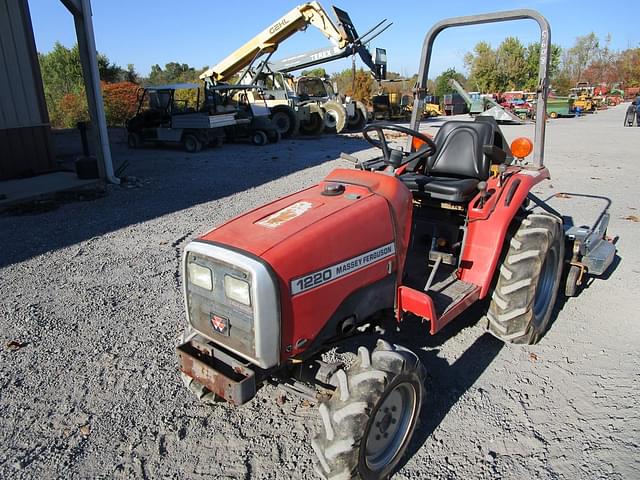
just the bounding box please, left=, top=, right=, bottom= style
left=268, top=130, right=281, bottom=143
left=211, top=136, right=224, bottom=148
left=271, top=106, right=299, bottom=138
left=183, top=134, right=201, bottom=153
left=127, top=132, right=142, bottom=149
left=549, top=111, right=558, bottom=119
left=487, top=212, right=565, bottom=344
left=312, top=340, right=425, bottom=480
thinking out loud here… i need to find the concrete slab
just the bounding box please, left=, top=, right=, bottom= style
left=0, top=171, right=102, bottom=209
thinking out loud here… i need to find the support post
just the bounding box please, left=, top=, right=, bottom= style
left=65, top=0, right=119, bottom=184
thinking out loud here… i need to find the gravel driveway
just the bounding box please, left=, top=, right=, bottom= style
left=1, top=104, right=638, bottom=479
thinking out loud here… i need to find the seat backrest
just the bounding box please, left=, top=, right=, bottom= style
left=427, top=121, right=494, bottom=179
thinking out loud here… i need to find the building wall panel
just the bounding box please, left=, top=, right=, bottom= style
left=0, top=0, right=55, bottom=180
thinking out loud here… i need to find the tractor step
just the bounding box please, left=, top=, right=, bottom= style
left=430, top=276, right=480, bottom=317
left=398, top=278, right=481, bottom=335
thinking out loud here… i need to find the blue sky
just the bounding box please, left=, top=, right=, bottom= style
left=29, top=0, right=639, bottom=78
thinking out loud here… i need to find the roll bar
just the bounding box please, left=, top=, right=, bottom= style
left=409, top=9, right=551, bottom=167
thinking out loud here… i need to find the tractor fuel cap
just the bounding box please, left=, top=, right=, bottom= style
left=322, top=182, right=345, bottom=196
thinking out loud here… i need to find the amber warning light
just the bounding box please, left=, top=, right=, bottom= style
left=411, top=133, right=434, bottom=151
left=511, top=137, right=533, bottom=159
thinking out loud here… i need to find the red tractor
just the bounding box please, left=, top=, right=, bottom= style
left=177, top=10, right=616, bottom=479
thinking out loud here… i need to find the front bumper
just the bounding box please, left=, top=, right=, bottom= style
left=177, top=333, right=256, bottom=405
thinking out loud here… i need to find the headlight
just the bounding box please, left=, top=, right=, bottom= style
left=188, top=263, right=213, bottom=291
left=224, top=275, right=251, bottom=306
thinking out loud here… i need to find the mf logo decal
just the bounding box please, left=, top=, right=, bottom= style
left=210, top=314, right=229, bottom=335
left=290, top=242, right=395, bottom=295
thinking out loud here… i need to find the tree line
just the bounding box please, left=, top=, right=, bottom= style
left=39, top=32, right=640, bottom=129
left=38, top=43, right=208, bottom=128
left=447, top=33, right=639, bottom=97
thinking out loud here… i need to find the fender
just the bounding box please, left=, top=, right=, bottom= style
left=459, top=166, right=551, bottom=297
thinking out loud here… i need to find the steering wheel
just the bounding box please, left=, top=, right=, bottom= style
left=362, top=124, right=437, bottom=169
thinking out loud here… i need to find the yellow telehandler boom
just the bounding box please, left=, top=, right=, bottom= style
left=199, top=2, right=348, bottom=83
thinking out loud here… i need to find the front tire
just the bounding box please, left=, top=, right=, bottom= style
left=271, top=106, right=299, bottom=138
left=312, top=340, right=425, bottom=479
left=252, top=130, right=268, bottom=146
left=346, top=102, right=368, bottom=131
left=323, top=100, right=347, bottom=133
left=300, top=113, right=325, bottom=136
left=487, top=212, right=565, bottom=344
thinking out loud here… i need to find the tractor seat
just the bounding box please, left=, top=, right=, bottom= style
left=400, top=174, right=480, bottom=203
left=400, top=120, right=496, bottom=203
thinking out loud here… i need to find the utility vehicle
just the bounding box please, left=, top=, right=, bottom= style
left=202, top=84, right=281, bottom=146
left=126, top=83, right=232, bottom=152
left=177, top=10, right=616, bottom=479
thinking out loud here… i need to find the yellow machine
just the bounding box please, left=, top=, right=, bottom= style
left=200, top=3, right=347, bottom=83
left=570, top=83, right=596, bottom=113
left=423, top=101, right=443, bottom=117
left=200, top=2, right=376, bottom=136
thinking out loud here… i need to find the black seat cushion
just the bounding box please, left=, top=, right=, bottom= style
left=400, top=172, right=479, bottom=202
left=428, top=121, right=493, bottom=179
left=400, top=120, right=497, bottom=203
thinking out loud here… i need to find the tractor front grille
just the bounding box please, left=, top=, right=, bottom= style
left=185, top=252, right=256, bottom=361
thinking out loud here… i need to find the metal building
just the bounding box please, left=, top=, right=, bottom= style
left=0, top=0, right=117, bottom=188
left=0, top=0, right=56, bottom=180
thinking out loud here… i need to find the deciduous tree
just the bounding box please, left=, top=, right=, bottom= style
left=433, top=68, right=467, bottom=98
left=464, top=41, right=497, bottom=92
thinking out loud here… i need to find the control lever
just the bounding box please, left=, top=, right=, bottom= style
left=424, top=256, right=442, bottom=292
left=477, top=181, right=489, bottom=208
left=497, top=163, right=507, bottom=187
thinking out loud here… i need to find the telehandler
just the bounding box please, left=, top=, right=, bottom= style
left=201, top=2, right=388, bottom=137
left=177, top=10, right=616, bottom=479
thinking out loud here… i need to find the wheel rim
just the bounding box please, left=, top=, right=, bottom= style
left=185, top=137, right=196, bottom=151
left=253, top=132, right=266, bottom=145
left=324, top=110, right=338, bottom=128
left=365, top=382, right=417, bottom=471
left=533, top=246, right=559, bottom=322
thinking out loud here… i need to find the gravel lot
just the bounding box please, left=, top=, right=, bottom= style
left=1, top=104, right=639, bottom=479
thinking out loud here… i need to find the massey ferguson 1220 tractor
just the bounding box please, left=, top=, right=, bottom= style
left=176, top=10, right=616, bottom=479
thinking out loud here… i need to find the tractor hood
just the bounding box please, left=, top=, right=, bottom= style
left=200, top=183, right=378, bottom=258
left=196, top=169, right=413, bottom=360
left=198, top=169, right=412, bottom=264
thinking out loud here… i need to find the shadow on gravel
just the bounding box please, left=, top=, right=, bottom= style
left=390, top=305, right=505, bottom=473
left=0, top=135, right=369, bottom=268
